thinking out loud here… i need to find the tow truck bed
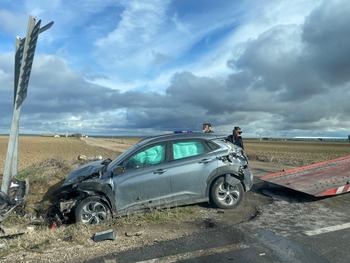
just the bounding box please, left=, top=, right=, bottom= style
left=259, top=155, right=350, bottom=197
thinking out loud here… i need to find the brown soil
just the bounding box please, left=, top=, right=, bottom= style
left=0, top=136, right=122, bottom=173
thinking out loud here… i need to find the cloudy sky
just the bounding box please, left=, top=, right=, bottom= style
left=1, top=0, right=350, bottom=138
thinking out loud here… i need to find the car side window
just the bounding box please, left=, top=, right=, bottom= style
left=206, top=141, right=220, bottom=151
left=124, top=144, right=166, bottom=170
left=172, top=140, right=206, bottom=160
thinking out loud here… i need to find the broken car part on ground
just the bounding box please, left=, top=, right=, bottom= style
left=0, top=179, right=28, bottom=223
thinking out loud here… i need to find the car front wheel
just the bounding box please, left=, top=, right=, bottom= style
left=210, top=177, right=244, bottom=209
left=74, top=196, right=111, bottom=224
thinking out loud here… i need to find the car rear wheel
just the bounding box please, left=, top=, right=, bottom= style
left=74, top=196, right=111, bottom=224
left=210, top=177, right=244, bottom=209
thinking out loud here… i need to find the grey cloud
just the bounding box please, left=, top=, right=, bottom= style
left=229, top=25, right=326, bottom=102
left=124, top=107, right=200, bottom=131
left=25, top=57, right=114, bottom=114
left=167, top=71, right=235, bottom=115
left=302, top=0, right=350, bottom=85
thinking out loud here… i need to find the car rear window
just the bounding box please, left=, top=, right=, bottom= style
left=173, top=141, right=205, bottom=160
left=206, top=140, right=220, bottom=151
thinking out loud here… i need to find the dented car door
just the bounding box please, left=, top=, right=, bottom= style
left=112, top=143, right=172, bottom=212
left=168, top=140, right=218, bottom=203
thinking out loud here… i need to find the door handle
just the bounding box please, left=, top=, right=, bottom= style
left=153, top=169, right=167, bottom=174
left=198, top=158, right=212, bottom=163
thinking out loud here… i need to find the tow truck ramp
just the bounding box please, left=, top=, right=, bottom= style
left=259, top=155, right=350, bottom=197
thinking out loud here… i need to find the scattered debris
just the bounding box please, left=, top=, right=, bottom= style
left=125, top=231, right=143, bottom=237
left=0, top=232, right=25, bottom=239
left=204, top=218, right=217, bottom=228
left=0, top=243, right=7, bottom=249
left=77, top=155, right=86, bottom=160
left=249, top=208, right=263, bottom=221
left=30, top=244, right=41, bottom=250
left=0, top=178, right=29, bottom=223
left=50, top=222, right=58, bottom=230
left=93, top=229, right=116, bottom=242
left=26, top=226, right=35, bottom=232
left=78, top=155, right=103, bottom=161
left=62, top=235, right=73, bottom=242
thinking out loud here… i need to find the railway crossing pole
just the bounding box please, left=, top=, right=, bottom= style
left=1, top=16, right=53, bottom=194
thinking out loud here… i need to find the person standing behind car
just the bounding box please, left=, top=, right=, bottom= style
left=227, top=126, right=244, bottom=150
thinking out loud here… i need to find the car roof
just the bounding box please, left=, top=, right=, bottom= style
left=137, top=132, right=228, bottom=146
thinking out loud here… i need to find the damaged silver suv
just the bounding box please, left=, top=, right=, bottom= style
left=57, top=132, right=253, bottom=224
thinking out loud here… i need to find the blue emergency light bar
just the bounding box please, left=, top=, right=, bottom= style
left=174, top=130, right=193, bottom=133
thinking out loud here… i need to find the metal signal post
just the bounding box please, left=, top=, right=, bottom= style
left=1, top=16, right=53, bottom=194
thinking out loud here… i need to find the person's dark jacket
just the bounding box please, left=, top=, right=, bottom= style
left=227, top=135, right=244, bottom=150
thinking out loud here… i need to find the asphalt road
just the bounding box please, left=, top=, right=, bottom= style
left=85, top=176, right=350, bottom=263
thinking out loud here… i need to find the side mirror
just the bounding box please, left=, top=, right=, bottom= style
left=113, top=166, right=125, bottom=175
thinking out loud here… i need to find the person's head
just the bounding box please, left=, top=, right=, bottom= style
left=203, top=123, right=212, bottom=133
left=233, top=126, right=242, bottom=137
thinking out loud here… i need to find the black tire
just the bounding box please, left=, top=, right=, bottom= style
left=210, top=177, right=244, bottom=209
left=74, top=196, right=111, bottom=224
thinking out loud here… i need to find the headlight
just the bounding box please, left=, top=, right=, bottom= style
left=231, top=147, right=243, bottom=157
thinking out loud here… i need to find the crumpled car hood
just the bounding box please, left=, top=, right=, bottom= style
left=62, top=160, right=106, bottom=186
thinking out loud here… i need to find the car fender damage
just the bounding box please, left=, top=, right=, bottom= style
left=225, top=174, right=241, bottom=187
left=57, top=181, right=115, bottom=223
left=215, top=150, right=252, bottom=191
